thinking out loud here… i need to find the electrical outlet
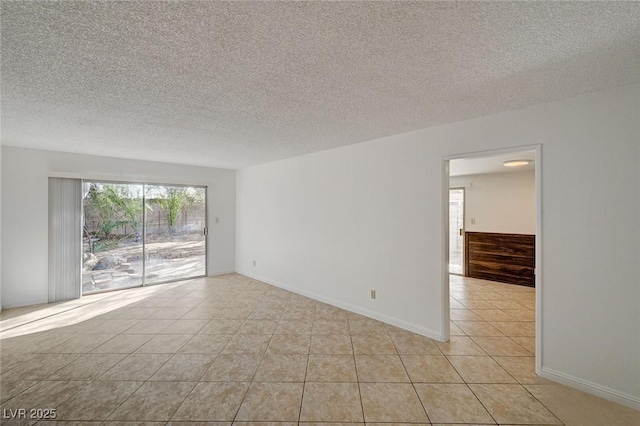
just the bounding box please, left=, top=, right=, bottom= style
left=471, top=218, right=476, bottom=225
left=370, top=289, right=376, bottom=299
left=252, top=260, right=256, bottom=267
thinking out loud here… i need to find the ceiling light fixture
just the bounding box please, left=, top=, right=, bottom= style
left=503, top=159, right=531, bottom=167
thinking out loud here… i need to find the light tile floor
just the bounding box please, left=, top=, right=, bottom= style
left=1, top=273, right=638, bottom=425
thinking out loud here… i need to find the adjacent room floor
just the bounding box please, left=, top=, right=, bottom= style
left=1, top=273, right=638, bottom=425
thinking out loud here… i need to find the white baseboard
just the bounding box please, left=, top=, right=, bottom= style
left=1, top=298, right=49, bottom=310
left=208, top=269, right=236, bottom=277
left=237, top=270, right=443, bottom=342
left=540, top=367, right=640, bottom=411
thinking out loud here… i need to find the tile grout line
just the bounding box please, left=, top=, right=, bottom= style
left=297, top=308, right=314, bottom=423
left=229, top=301, right=276, bottom=423
left=449, top=282, right=550, bottom=425
left=521, top=382, right=567, bottom=425
left=450, top=290, right=507, bottom=424
left=92, top=296, right=201, bottom=421
left=464, top=381, right=504, bottom=425
left=394, top=335, right=433, bottom=425
left=162, top=380, right=199, bottom=423
left=82, top=380, right=146, bottom=422
left=348, top=330, right=367, bottom=424
left=91, top=299, right=200, bottom=422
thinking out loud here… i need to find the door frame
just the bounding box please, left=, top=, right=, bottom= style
left=142, top=182, right=209, bottom=287
left=448, top=187, right=466, bottom=276
left=80, top=179, right=209, bottom=294
left=441, top=144, right=542, bottom=374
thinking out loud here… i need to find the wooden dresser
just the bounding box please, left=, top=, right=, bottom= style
left=464, top=232, right=535, bottom=287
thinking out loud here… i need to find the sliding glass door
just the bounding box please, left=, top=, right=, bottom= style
left=144, top=184, right=206, bottom=284
left=81, top=180, right=206, bottom=294
left=449, top=188, right=465, bottom=275
left=82, top=182, right=144, bottom=293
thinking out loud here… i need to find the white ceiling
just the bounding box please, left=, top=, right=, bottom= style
left=2, top=2, right=639, bottom=169
left=450, top=151, right=535, bottom=177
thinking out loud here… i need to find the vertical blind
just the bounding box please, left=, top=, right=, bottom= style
left=48, top=177, right=82, bottom=302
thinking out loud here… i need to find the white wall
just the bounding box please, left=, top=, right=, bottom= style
left=451, top=171, right=535, bottom=234
left=236, top=85, right=640, bottom=407
left=1, top=147, right=236, bottom=308
left=237, top=138, right=443, bottom=337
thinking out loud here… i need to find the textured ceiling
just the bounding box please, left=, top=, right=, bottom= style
left=2, top=1, right=639, bottom=169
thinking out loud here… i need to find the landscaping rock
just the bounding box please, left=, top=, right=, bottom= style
left=83, top=252, right=98, bottom=269
left=93, top=255, right=118, bottom=270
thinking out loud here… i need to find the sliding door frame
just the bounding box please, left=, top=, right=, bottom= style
left=82, top=179, right=145, bottom=294
left=448, top=186, right=466, bottom=276
left=81, top=179, right=208, bottom=294
left=142, top=182, right=208, bottom=287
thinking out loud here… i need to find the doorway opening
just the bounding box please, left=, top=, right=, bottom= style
left=443, top=146, right=541, bottom=374
left=82, top=180, right=207, bottom=294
